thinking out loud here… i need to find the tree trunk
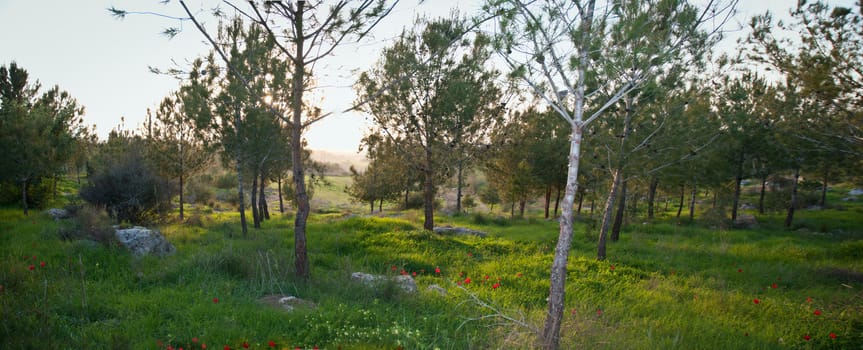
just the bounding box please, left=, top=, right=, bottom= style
left=785, top=167, right=800, bottom=228
left=676, top=184, right=684, bottom=218
left=179, top=173, right=185, bottom=220
left=647, top=177, right=658, bottom=219
left=598, top=170, right=621, bottom=260
left=510, top=200, right=515, bottom=218
left=260, top=172, right=269, bottom=220
left=369, top=200, right=374, bottom=214
left=422, top=157, right=435, bottom=231
left=820, top=168, right=828, bottom=207
left=290, top=3, right=311, bottom=279
left=379, top=198, right=383, bottom=212
left=689, top=179, right=697, bottom=222
left=456, top=161, right=464, bottom=213
left=543, top=187, right=551, bottom=219
left=404, top=187, right=409, bottom=210
left=731, top=152, right=744, bottom=221
left=519, top=200, right=526, bottom=217
left=758, top=174, right=767, bottom=214
left=576, top=189, right=584, bottom=215
left=610, top=178, right=627, bottom=242
left=554, top=186, right=562, bottom=218
left=251, top=172, right=260, bottom=229
left=21, top=179, right=29, bottom=216
left=234, top=107, right=247, bottom=238
left=277, top=173, right=284, bottom=214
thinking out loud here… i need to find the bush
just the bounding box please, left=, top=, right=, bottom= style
left=80, top=153, right=176, bottom=224
left=57, top=204, right=116, bottom=245
left=186, top=180, right=214, bottom=204
left=214, top=173, right=237, bottom=189
left=403, top=192, right=442, bottom=210
left=0, top=178, right=53, bottom=209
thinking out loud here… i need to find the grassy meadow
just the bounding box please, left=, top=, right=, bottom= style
left=0, top=176, right=862, bottom=349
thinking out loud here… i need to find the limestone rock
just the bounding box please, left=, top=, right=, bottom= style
left=433, top=225, right=488, bottom=238
left=733, top=214, right=759, bottom=229
left=46, top=208, right=71, bottom=220
left=351, top=272, right=417, bottom=293
left=258, top=294, right=316, bottom=312
left=426, top=284, right=447, bottom=296
left=848, top=188, right=863, bottom=196
left=114, top=226, right=175, bottom=257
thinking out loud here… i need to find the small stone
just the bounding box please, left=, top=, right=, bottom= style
left=114, top=226, right=175, bottom=257
left=426, top=284, right=447, bottom=296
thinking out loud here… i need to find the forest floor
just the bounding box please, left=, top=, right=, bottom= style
left=1, top=179, right=861, bottom=349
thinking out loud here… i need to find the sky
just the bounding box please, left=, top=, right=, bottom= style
left=0, top=0, right=855, bottom=154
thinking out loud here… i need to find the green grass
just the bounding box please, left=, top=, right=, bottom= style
left=1, top=193, right=862, bottom=349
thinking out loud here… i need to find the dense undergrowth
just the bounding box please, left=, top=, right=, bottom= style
left=1, top=183, right=861, bottom=349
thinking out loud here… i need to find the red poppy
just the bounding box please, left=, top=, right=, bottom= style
left=610, top=265, right=615, bottom=271
left=738, top=268, right=743, bottom=273
left=670, top=270, right=676, bottom=275
left=753, top=298, right=760, bottom=304
left=492, top=282, right=500, bottom=289
left=224, top=346, right=230, bottom=350
left=464, top=277, right=471, bottom=284
left=400, top=269, right=406, bottom=275
left=596, top=309, right=602, bottom=316
left=806, top=297, right=813, bottom=303
left=814, top=310, right=822, bottom=316
left=268, top=340, right=276, bottom=347
left=467, top=252, right=473, bottom=257
left=193, top=337, right=199, bottom=343
left=314, top=346, right=319, bottom=350
left=459, top=272, right=463, bottom=277
left=391, top=265, right=396, bottom=272
left=242, top=342, right=249, bottom=349
left=435, top=267, right=441, bottom=274
left=457, top=281, right=462, bottom=285
left=213, top=297, right=219, bottom=303
left=39, top=261, right=45, bottom=268
left=516, top=272, right=523, bottom=277
left=28, top=264, right=34, bottom=271
left=804, top=335, right=811, bottom=341
left=829, top=332, right=836, bottom=339
left=771, top=283, right=777, bottom=289
left=484, top=275, right=490, bottom=280
left=168, top=345, right=174, bottom=350
left=570, top=308, right=577, bottom=315
left=201, top=344, right=207, bottom=349
left=412, top=271, right=417, bottom=277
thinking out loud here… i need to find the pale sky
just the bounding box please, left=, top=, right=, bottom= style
left=0, top=0, right=853, bottom=153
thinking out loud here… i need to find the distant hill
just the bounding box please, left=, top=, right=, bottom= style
left=309, top=149, right=368, bottom=175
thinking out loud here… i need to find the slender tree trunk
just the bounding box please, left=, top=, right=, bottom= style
left=689, top=178, right=697, bottom=222
left=53, top=175, right=58, bottom=199
left=179, top=173, right=185, bottom=220
left=251, top=172, right=260, bottom=229
left=610, top=178, right=627, bottom=242
left=598, top=170, right=621, bottom=260
left=539, top=186, right=548, bottom=219
left=379, top=198, right=383, bottom=212
left=542, top=121, right=587, bottom=349
left=404, top=187, right=409, bottom=209
left=234, top=107, right=247, bottom=238
left=456, top=161, right=464, bottom=213
left=519, top=200, right=526, bottom=217
left=369, top=200, right=374, bottom=214
left=820, top=168, right=828, bottom=207
left=731, top=152, right=744, bottom=221
left=576, top=189, right=584, bottom=215
left=21, top=179, right=29, bottom=216
left=510, top=200, right=515, bottom=218
left=277, top=173, right=284, bottom=214
left=758, top=174, right=767, bottom=214
left=647, top=177, right=658, bottom=219
left=290, top=4, right=311, bottom=279
left=422, top=152, right=435, bottom=231
left=676, top=184, right=684, bottom=218
left=785, top=167, right=800, bottom=228
left=260, top=172, right=269, bottom=220
left=554, top=186, right=562, bottom=218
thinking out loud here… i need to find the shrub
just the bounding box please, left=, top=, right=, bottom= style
left=186, top=180, right=214, bottom=204
left=214, top=173, right=237, bottom=189
left=57, top=204, right=116, bottom=245
left=80, top=153, right=176, bottom=224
